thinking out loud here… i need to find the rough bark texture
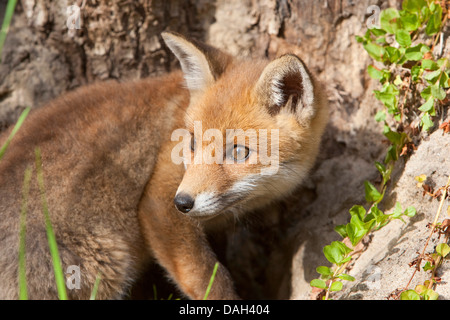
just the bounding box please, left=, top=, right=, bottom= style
left=1, top=0, right=449, bottom=299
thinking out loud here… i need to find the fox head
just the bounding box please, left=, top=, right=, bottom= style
left=162, top=32, right=328, bottom=221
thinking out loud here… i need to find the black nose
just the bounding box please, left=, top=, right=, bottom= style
left=174, top=193, right=195, bottom=213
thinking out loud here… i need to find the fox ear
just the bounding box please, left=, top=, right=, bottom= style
left=162, top=31, right=231, bottom=94
left=255, top=54, right=316, bottom=124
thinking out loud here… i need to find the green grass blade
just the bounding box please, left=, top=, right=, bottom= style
left=35, top=147, right=68, bottom=300
left=89, top=272, right=102, bottom=300
left=203, top=262, right=219, bottom=300
left=0, top=0, right=18, bottom=60
left=0, top=107, right=31, bottom=161
left=18, top=166, right=33, bottom=300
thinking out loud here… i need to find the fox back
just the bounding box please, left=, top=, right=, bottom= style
left=0, top=32, right=328, bottom=300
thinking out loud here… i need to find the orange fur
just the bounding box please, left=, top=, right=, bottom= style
left=0, top=32, right=328, bottom=300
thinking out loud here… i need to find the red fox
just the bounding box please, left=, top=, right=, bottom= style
left=0, top=32, right=328, bottom=299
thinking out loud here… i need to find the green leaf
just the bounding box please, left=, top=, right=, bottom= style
left=424, top=70, right=442, bottom=84
left=400, top=290, right=421, bottom=300
left=380, top=8, right=401, bottom=34
left=347, top=215, right=373, bottom=246
left=365, top=181, right=382, bottom=203
left=403, top=206, right=417, bottom=218
left=316, top=266, right=333, bottom=276
left=440, top=71, right=449, bottom=89
left=431, top=84, right=446, bottom=100
left=405, top=45, right=424, bottom=61
left=423, top=261, right=434, bottom=271
left=368, top=205, right=390, bottom=229
left=421, top=86, right=432, bottom=100
left=400, top=12, right=420, bottom=31
left=203, top=262, right=219, bottom=300
left=0, top=107, right=31, bottom=161
left=391, top=202, right=403, bottom=219
left=323, top=241, right=352, bottom=265
left=334, top=224, right=348, bottom=238
left=355, top=35, right=365, bottom=43
left=385, top=46, right=402, bottom=64
left=364, top=42, right=385, bottom=62
left=420, top=112, right=434, bottom=131
left=310, top=279, right=327, bottom=289
left=411, top=65, right=423, bottom=82
left=425, top=4, right=442, bottom=35
left=436, top=243, right=450, bottom=258
left=323, top=243, right=344, bottom=265
left=402, top=0, right=427, bottom=13
left=35, top=147, right=68, bottom=300
left=394, top=75, right=403, bottom=86
left=395, top=29, right=411, bottom=47
left=19, top=166, right=33, bottom=300
left=437, top=58, right=448, bottom=68
left=330, top=281, right=343, bottom=292
left=349, top=205, right=366, bottom=221
left=336, top=274, right=355, bottom=282
left=422, top=288, right=439, bottom=300
left=367, top=65, right=384, bottom=80
left=375, top=161, right=386, bottom=176
left=422, top=59, right=439, bottom=71
left=374, top=110, right=386, bottom=122
left=418, top=98, right=434, bottom=113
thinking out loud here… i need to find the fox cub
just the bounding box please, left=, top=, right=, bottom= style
left=0, top=32, right=328, bottom=299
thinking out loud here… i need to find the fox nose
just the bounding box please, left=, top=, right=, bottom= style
left=174, top=193, right=195, bottom=213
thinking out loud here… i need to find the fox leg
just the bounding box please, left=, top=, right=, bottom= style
left=137, top=147, right=239, bottom=300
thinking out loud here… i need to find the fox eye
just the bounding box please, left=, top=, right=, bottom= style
left=190, top=135, right=196, bottom=152
left=232, top=145, right=250, bottom=162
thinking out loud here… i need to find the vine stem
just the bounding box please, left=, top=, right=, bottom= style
left=403, top=175, right=450, bottom=293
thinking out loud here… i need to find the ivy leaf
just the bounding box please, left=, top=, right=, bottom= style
left=420, top=112, right=434, bottom=131
left=334, top=224, right=348, bottom=238
left=380, top=8, right=401, bottom=34
left=391, top=202, right=404, bottom=219
left=425, top=3, right=442, bottom=35
left=395, top=29, right=412, bottom=47
left=364, top=43, right=386, bottom=62
left=316, top=266, right=333, bottom=276
left=323, top=241, right=352, bottom=265
left=364, top=181, right=382, bottom=203
left=431, top=84, right=446, bottom=100
left=402, top=0, right=427, bottom=13
left=367, top=65, right=384, bottom=80
left=400, top=290, right=421, bottom=300
left=385, top=46, right=402, bottom=64
left=436, top=243, right=450, bottom=258
left=400, top=12, right=420, bottom=31
left=403, top=206, right=417, bottom=218
left=349, top=205, right=366, bottom=221
left=421, top=86, right=432, bottom=100
left=337, top=274, right=355, bottom=281
left=374, top=110, right=386, bottom=122
left=422, top=59, right=439, bottom=71
left=423, top=261, right=434, bottom=271
left=424, top=70, right=442, bottom=84
left=405, top=45, right=424, bottom=61
left=330, top=281, right=343, bottom=292
left=422, top=288, right=439, bottom=300
left=418, top=98, right=434, bottom=113
left=347, top=214, right=374, bottom=246
left=310, top=279, right=327, bottom=289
